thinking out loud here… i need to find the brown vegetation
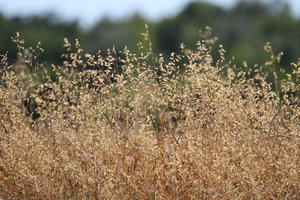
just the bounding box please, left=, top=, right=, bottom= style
left=0, top=28, right=300, bottom=199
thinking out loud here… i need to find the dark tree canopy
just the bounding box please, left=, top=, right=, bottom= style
left=0, top=0, right=299, bottom=70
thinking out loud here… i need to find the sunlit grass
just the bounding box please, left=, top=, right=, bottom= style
left=0, top=27, right=300, bottom=199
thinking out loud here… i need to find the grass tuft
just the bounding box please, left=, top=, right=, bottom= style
left=0, top=28, right=300, bottom=199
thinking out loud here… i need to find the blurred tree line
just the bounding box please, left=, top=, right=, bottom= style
left=0, top=0, right=299, bottom=71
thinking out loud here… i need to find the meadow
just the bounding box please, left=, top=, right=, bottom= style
left=0, top=27, right=300, bottom=199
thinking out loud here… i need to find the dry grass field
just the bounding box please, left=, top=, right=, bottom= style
left=0, top=28, right=300, bottom=199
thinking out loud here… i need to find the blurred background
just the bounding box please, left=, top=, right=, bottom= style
left=0, top=0, right=300, bottom=69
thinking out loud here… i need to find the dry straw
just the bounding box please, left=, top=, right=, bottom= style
left=0, top=27, right=300, bottom=199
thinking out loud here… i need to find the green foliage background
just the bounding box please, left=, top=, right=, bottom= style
left=0, top=0, right=300, bottom=84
